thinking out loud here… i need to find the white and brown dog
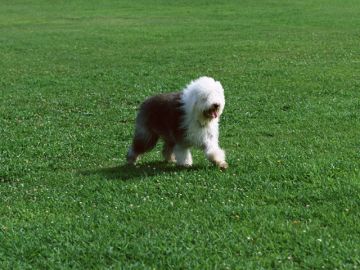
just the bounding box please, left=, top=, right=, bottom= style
left=126, top=76, right=228, bottom=169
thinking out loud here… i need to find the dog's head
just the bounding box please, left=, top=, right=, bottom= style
left=182, top=76, right=225, bottom=126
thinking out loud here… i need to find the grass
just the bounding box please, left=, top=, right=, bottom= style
left=0, top=0, right=359, bottom=268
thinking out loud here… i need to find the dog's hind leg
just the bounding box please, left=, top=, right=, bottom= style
left=162, top=140, right=176, bottom=163
left=173, top=144, right=192, bottom=167
left=126, top=127, right=159, bottom=164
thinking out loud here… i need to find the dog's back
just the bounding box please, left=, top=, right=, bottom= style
left=137, top=92, right=184, bottom=141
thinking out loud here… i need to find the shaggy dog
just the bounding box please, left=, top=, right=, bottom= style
left=126, top=76, right=228, bottom=169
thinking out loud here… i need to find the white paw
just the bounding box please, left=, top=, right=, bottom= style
left=218, top=161, right=228, bottom=170
left=177, top=160, right=193, bottom=167
left=166, top=154, right=176, bottom=163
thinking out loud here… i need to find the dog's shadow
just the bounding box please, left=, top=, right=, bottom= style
left=78, top=161, right=203, bottom=181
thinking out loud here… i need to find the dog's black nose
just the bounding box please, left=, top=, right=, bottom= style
left=213, top=103, right=220, bottom=109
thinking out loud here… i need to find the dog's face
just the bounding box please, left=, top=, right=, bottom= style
left=181, top=76, right=226, bottom=126
left=203, top=103, right=221, bottom=119
left=194, top=81, right=225, bottom=125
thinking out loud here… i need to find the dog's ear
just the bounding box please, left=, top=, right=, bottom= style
left=215, top=81, right=224, bottom=93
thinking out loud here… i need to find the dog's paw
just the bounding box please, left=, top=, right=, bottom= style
left=165, top=154, right=176, bottom=163
left=218, top=161, right=228, bottom=170
left=178, top=163, right=193, bottom=168
left=176, top=160, right=193, bottom=168
left=126, top=149, right=139, bottom=165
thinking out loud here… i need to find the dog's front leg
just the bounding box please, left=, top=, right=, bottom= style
left=174, top=144, right=193, bottom=167
left=204, top=142, right=228, bottom=170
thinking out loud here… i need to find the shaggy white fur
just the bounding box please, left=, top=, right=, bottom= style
left=179, top=76, right=227, bottom=169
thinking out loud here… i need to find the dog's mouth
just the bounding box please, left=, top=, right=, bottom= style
left=204, top=104, right=220, bottom=119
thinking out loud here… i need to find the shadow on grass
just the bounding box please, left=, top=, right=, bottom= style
left=0, top=176, right=14, bottom=184
left=78, top=161, right=203, bottom=181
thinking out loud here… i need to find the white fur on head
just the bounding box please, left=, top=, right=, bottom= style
left=181, top=76, right=225, bottom=127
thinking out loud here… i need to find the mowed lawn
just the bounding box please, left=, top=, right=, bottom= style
left=1, top=0, right=359, bottom=268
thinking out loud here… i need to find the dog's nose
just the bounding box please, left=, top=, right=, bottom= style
left=213, top=103, right=220, bottom=109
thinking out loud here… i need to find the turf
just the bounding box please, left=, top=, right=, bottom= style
left=1, top=0, right=359, bottom=268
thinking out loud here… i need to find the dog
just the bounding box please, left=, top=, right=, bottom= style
left=126, top=76, right=228, bottom=170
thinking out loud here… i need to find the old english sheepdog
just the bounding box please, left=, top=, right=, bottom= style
left=126, top=76, right=228, bottom=169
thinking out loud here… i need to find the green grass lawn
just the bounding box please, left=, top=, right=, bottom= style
left=1, top=0, right=359, bottom=268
